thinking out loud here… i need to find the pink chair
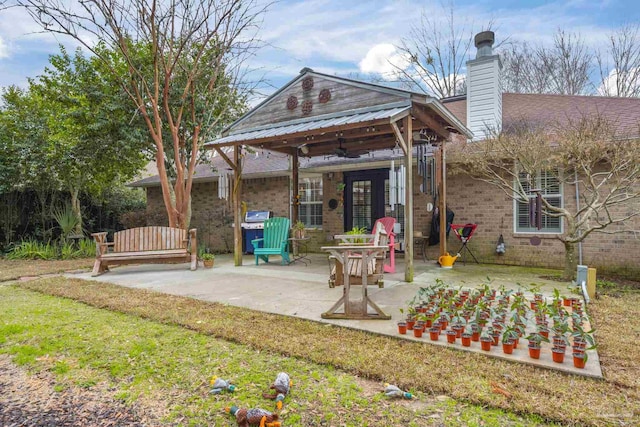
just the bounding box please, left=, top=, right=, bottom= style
left=373, top=217, right=396, bottom=273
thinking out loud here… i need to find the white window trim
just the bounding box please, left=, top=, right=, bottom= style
left=298, top=174, right=323, bottom=229
left=512, top=169, right=564, bottom=235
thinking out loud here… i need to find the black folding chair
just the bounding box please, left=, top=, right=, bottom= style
left=451, top=223, right=479, bottom=265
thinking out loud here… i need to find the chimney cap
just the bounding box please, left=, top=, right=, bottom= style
left=474, top=31, right=495, bottom=48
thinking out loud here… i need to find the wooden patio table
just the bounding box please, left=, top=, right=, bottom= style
left=321, top=244, right=391, bottom=320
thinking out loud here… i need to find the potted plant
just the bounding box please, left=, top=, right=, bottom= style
left=292, top=220, right=306, bottom=239
left=201, top=252, right=215, bottom=268
left=480, top=327, right=494, bottom=351
left=501, top=325, right=519, bottom=355
left=571, top=324, right=596, bottom=355
left=461, top=324, right=473, bottom=347
left=429, top=326, right=440, bottom=341
left=397, top=320, right=407, bottom=335
left=526, top=332, right=549, bottom=359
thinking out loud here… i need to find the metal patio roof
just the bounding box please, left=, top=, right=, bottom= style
left=206, top=104, right=411, bottom=147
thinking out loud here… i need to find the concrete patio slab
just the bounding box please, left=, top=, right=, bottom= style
left=68, top=253, right=602, bottom=378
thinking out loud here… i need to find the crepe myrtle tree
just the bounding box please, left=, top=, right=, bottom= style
left=22, top=0, right=264, bottom=228
left=450, top=115, right=640, bottom=279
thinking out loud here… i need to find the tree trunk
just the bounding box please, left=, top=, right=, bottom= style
left=70, top=187, right=83, bottom=236
left=563, top=240, right=577, bottom=280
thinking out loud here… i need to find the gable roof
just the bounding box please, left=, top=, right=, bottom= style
left=443, top=93, right=640, bottom=136
left=225, top=68, right=425, bottom=134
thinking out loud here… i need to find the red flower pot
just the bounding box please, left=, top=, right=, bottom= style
left=446, top=330, right=457, bottom=344
left=471, top=331, right=480, bottom=342
left=480, top=337, right=492, bottom=351
left=491, top=334, right=500, bottom=346
left=397, top=322, right=407, bottom=335
left=413, top=327, right=423, bottom=338
left=528, top=345, right=541, bottom=359
left=540, top=330, right=549, bottom=339
left=502, top=341, right=514, bottom=355
left=563, top=298, right=572, bottom=307
left=406, top=319, right=415, bottom=330
left=552, top=348, right=565, bottom=363
left=440, top=320, right=448, bottom=330
left=453, top=326, right=463, bottom=338
left=461, top=334, right=472, bottom=347
left=429, top=328, right=440, bottom=341
left=425, top=319, right=432, bottom=328
left=573, top=353, right=586, bottom=369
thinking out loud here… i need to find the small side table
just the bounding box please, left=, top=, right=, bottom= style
left=321, top=245, right=390, bottom=320
left=288, top=237, right=311, bottom=266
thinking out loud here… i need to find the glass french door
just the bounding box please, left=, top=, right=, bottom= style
left=344, top=169, right=387, bottom=232
left=344, top=168, right=406, bottom=242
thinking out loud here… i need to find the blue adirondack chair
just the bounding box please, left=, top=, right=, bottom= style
left=252, top=217, right=291, bottom=265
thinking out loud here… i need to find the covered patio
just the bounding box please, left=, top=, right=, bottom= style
left=204, top=68, right=472, bottom=282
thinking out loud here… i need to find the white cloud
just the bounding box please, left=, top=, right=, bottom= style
left=358, top=43, right=410, bottom=79
left=597, top=67, right=640, bottom=97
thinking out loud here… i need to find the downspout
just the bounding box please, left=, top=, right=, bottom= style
left=575, top=171, right=583, bottom=265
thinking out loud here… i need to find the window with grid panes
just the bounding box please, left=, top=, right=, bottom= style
left=514, top=170, right=562, bottom=233
left=298, top=177, right=323, bottom=228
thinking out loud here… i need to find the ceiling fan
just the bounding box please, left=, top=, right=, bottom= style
left=333, top=138, right=363, bottom=158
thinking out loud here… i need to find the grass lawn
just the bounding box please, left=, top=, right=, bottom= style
left=0, top=284, right=551, bottom=426
left=10, top=276, right=639, bottom=426
left=0, top=258, right=94, bottom=282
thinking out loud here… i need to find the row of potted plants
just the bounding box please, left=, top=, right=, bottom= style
left=397, top=281, right=596, bottom=369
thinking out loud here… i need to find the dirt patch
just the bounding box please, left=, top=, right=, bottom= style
left=0, top=355, right=155, bottom=427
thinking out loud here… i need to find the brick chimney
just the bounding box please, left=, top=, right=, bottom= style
left=466, top=31, right=502, bottom=141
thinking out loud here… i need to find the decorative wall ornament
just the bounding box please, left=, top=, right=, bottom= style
left=318, top=88, right=331, bottom=103
left=301, top=100, right=313, bottom=115
left=286, top=95, right=298, bottom=110
left=302, top=76, right=314, bottom=91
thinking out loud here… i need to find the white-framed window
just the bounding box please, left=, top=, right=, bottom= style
left=298, top=176, right=323, bottom=228
left=514, top=169, right=562, bottom=233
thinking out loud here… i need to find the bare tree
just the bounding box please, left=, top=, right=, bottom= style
left=450, top=116, right=640, bottom=278
left=500, top=41, right=554, bottom=93
left=597, top=24, right=640, bottom=97
left=21, top=0, right=266, bottom=228
left=395, top=3, right=479, bottom=98
left=501, top=30, right=593, bottom=95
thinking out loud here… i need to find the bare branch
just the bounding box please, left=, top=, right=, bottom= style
left=597, top=23, right=640, bottom=97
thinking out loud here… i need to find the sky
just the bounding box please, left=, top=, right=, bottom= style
left=0, top=0, right=638, bottom=100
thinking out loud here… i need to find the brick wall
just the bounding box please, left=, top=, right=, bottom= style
left=423, top=171, right=640, bottom=278
left=145, top=176, right=290, bottom=253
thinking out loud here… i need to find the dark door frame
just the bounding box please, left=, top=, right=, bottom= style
left=343, top=168, right=389, bottom=231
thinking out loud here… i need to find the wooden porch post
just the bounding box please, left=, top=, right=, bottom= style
left=233, top=145, right=243, bottom=266
left=438, top=140, right=447, bottom=256
left=292, top=149, right=299, bottom=225
left=404, top=116, right=414, bottom=282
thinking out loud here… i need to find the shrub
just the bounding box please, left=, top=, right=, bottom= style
left=7, top=240, right=57, bottom=260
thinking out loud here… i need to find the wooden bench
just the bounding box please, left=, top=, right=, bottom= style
left=91, top=226, right=197, bottom=276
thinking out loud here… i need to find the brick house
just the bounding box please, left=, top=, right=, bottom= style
left=133, top=33, right=640, bottom=278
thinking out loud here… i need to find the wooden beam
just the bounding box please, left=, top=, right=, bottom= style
left=403, top=116, right=414, bottom=283
left=233, top=146, right=243, bottom=266
left=391, top=121, right=408, bottom=154
left=411, top=105, right=451, bottom=140
left=438, top=140, right=447, bottom=257
left=292, top=149, right=299, bottom=225
left=213, top=147, right=236, bottom=172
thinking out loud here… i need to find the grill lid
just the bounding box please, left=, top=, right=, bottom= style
left=244, top=211, right=272, bottom=223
